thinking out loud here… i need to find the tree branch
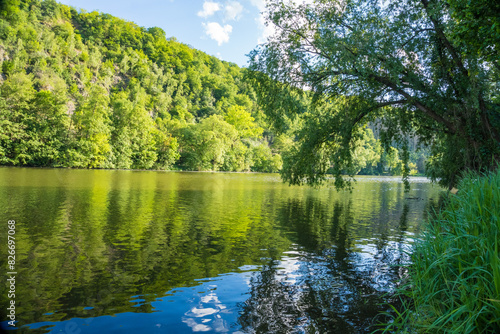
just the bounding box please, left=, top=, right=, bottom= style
left=401, top=28, right=434, bottom=48
left=368, top=73, right=457, bottom=133
left=352, top=100, right=408, bottom=126
left=421, top=0, right=468, bottom=78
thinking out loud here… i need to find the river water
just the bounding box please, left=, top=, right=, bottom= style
left=0, top=167, right=442, bottom=333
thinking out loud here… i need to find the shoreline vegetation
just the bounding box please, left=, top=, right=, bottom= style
left=383, top=170, right=500, bottom=333
left=0, top=0, right=427, bottom=177
left=0, top=164, right=429, bottom=177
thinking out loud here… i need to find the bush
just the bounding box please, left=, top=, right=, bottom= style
left=385, top=170, right=500, bottom=333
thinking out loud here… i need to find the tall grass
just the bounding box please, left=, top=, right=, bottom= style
left=383, top=170, right=500, bottom=333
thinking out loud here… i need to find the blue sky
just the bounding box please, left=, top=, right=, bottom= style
left=58, top=0, right=272, bottom=67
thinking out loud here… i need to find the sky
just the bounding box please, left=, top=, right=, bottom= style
left=58, top=0, right=273, bottom=67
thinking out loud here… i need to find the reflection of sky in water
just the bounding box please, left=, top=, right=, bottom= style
left=18, top=269, right=255, bottom=334
left=16, top=256, right=310, bottom=333
left=14, top=241, right=413, bottom=333
left=182, top=287, right=229, bottom=332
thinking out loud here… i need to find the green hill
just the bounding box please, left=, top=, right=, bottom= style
left=0, top=0, right=282, bottom=172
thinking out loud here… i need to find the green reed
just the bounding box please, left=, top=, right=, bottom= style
left=381, top=170, right=500, bottom=333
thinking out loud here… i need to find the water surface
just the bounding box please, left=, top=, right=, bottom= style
left=0, top=168, right=442, bottom=333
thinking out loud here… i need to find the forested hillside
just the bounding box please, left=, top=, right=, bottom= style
left=0, top=0, right=425, bottom=175
left=0, top=0, right=283, bottom=172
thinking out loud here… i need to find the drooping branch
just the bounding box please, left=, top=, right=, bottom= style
left=353, top=99, right=408, bottom=126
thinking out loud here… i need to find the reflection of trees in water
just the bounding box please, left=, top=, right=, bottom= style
left=0, top=170, right=438, bottom=331
left=238, top=196, right=413, bottom=333
left=238, top=256, right=393, bottom=333
left=239, top=261, right=306, bottom=333
left=0, top=173, right=295, bottom=326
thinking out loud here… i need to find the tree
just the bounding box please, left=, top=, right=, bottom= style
left=249, top=0, right=500, bottom=189
left=224, top=105, right=263, bottom=139
left=381, top=147, right=404, bottom=176
left=351, top=127, right=381, bottom=175
left=0, top=0, right=20, bottom=20
left=0, top=72, right=34, bottom=164
left=27, top=90, right=69, bottom=166
left=250, top=143, right=283, bottom=173
left=69, top=85, right=111, bottom=168
left=0, top=0, right=275, bottom=172
left=153, top=118, right=179, bottom=170
left=445, top=0, right=500, bottom=66
left=180, top=115, right=238, bottom=171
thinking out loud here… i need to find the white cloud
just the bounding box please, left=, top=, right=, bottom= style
left=198, top=1, right=221, bottom=18
left=255, top=13, right=275, bottom=44
left=248, top=0, right=274, bottom=44
left=203, top=22, right=233, bottom=45
left=249, top=0, right=315, bottom=44
left=224, top=1, right=244, bottom=21
left=248, top=0, right=265, bottom=11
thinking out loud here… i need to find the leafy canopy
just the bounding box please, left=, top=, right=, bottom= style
left=249, top=0, right=500, bottom=189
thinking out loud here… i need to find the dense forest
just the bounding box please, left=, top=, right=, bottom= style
left=0, top=0, right=425, bottom=175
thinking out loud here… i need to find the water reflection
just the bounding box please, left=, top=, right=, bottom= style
left=0, top=168, right=441, bottom=333
left=238, top=197, right=415, bottom=333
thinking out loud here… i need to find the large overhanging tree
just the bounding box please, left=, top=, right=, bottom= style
left=248, top=0, right=500, bottom=189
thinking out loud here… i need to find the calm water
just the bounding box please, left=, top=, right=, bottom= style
left=0, top=167, right=442, bottom=333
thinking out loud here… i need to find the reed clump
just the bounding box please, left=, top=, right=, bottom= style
left=385, top=170, right=500, bottom=333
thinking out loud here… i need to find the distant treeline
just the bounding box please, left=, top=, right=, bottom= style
left=0, top=0, right=426, bottom=175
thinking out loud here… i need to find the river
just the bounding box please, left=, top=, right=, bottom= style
left=0, top=167, right=442, bottom=333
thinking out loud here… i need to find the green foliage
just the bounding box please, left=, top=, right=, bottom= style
left=0, top=0, right=20, bottom=20
left=385, top=170, right=500, bottom=333
left=0, top=0, right=433, bottom=176
left=2, top=60, right=14, bottom=76
left=446, top=0, right=500, bottom=66
left=381, top=147, right=404, bottom=176
left=0, top=72, right=33, bottom=164
left=27, top=90, right=69, bottom=166
left=0, top=72, right=68, bottom=166
left=153, top=119, right=180, bottom=170
left=0, top=0, right=281, bottom=173
left=180, top=115, right=238, bottom=171
left=250, top=143, right=282, bottom=173
left=224, top=105, right=263, bottom=139
left=349, top=126, right=381, bottom=175
left=249, top=0, right=500, bottom=189
left=70, top=85, right=112, bottom=168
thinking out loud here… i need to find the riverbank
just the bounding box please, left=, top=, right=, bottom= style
left=385, top=170, right=500, bottom=333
